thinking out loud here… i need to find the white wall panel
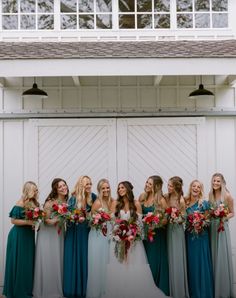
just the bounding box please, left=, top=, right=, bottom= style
left=1, top=121, right=25, bottom=291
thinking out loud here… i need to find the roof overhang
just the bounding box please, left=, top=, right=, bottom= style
left=1, top=57, right=236, bottom=77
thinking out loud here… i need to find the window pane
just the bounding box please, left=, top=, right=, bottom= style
left=137, top=14, right=152, bottom=28
left=154, top=0, right=170, bottom=12
left=119, top=14, right=135, bottom=28
left=195, top=0, right=209, bottom=11
left=212, top=13, right=228, bottom=28
left=38, top=14, right=54, bottom=29
left=2, top=15, right=18, bottom=29
left=96, top=0, right=112, bottom=12
left=137, top=0, right=152, bottom=12
left=212, top=0, right=228, bottom=11
left=195, top=13, right=210, bottom=28
left=61, top=0, right=76, bottom=13
left=79, top=14, right=94, bottom=28
left=96, top=14, right=112, bottom=28
left=38, top=0, right=54, bottom=13
left=177, top=0, right=192, bottom=12
left=20, top=0, right=36, bottom=13
left=21, top=15, right=36, bottom=29
left=119, top=0, right=134, bottom=12
left=61, top=14, right=77, bottom=29
left=79, top=0, right=94, bottom=12
left=177, top=13, right=193, bottom=28
left=2, top=0, right=18, bottom=13
left=154, top=14, right=170, bottom=28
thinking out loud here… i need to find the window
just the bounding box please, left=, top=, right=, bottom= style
left=176, top=0, right=228, bottom=29
left=2, top=0, right=54, bottom=30
left=119, top=0, right=170, bottom=29
left=60, top=0, right=112, bottom=30
left=0, top=0, right=229, bottom=31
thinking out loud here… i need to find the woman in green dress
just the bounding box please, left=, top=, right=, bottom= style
left=165, top=176, right=189, bottom=298
left=139, top=175, right=169, bottom=296
left=3, top=181, right=39, bottom=298
left=209, top=173, right=234, bottom=298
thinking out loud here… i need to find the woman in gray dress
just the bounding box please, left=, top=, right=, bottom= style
left=33, top=178, right=69, bottom=298
left=209, top=173, right=234, bottom=298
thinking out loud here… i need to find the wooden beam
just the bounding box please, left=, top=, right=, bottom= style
left=154, top=75, right=163, bottom=86
left=227, top=75, right=236, bottom=86
left=72, top=76, right=81, bottom=86
left=0, top=78, right=4, bottom=88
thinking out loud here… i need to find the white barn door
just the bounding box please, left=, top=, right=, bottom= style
left=117, top=117, right=206, bottom=196
left=27, top=117, right=206, bottom=200
left=27, top=119, right=117, bottom=201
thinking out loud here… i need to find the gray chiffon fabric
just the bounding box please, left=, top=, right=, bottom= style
left=33, top=223, right=64, bottom=298
left=167, top=224, right=189, bottom=298
left=210, top=219, right=234, bottom=298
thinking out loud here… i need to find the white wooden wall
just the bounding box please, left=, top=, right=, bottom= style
left=0, top=116, right=236, bottom=295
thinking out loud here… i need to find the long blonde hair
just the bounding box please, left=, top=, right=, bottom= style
left=142, top=175, right=163, bottom=207
left=97, top=178, right=112, bottom=208
left=21, top=181, right=39, bottom=207
left=185, top=180, right=204, bottom=207
left=72, top=175, right=93, bottom=206
left=209, top=173, right=228, bottom=204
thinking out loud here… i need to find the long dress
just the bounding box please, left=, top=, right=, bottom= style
left=142, top=204, right=169, bottom=296
left=3, top=206, right=35, bottom=298
left=33, top=222, right=64, bottom=298
left=185, top=201, right=214, bottom=298
left=86, top=208, right=110, bottom=298
left=210, top=199, right=234, bottom=298
left=102, top=210, right=168, bottom=298
left=63, top=193, right=96, bottom=298
left=167, top=216, right=189, bottom=298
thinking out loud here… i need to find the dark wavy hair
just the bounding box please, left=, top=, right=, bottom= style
left=44, top=178, right=69, bottom=206
left=115, top=181, right=137, bottom=221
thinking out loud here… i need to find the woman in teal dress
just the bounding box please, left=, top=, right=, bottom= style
left=87, top=178, right=113, bottom=298
left=3, top=181, right=39, bottom=298
left=63, top=175, right=96, bottom=298
left=139, top=175, right=169, bottom=296
left=185, top=180, right=213, bottom=298
left=165, top=176, right=189, bottom=298
left=209, top=173, right=234, bottom=298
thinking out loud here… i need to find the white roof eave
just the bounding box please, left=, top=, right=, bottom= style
left=0, top=57, right=236, bottom=77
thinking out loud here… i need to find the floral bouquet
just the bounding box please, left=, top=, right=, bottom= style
left=186, top=211, right=210, bottom=235
left=142, top=211, right=164, bottom=242
left=89, top=208, right=111, bottom=236
left=25, top=206, right=45, bottom=230
left=25, top=206, right=45, bottom=222
left=165, top=207, right=185, bottom=225
left=51, top=202, right=70, bottom=234
left=67, top=208, right=87, bottom=224
left=112, top=218, right=142, bottom=263
left=210, top=203, right=229, bottom=232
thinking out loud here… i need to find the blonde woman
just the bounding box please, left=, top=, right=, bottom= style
left=87, top=179, right=113, bottom=298
left=165, top=176, right=189, bottom=298
left=185, top=180, right=213, bottom=298
left=209, top=173, right=234, bottom=298
left=139, top=175, right=169, bottom=296
left=3, top=181, right=39, bottom=298
left=63, top=175, right=96, bottom=298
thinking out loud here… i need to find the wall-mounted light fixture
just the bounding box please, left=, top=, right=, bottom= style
left=22, top=78, right=48, bottom=98
left=189, top=76, right=214, bottom=98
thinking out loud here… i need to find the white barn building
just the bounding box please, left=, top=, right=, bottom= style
left=0, top=0, right=236, bottom=294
